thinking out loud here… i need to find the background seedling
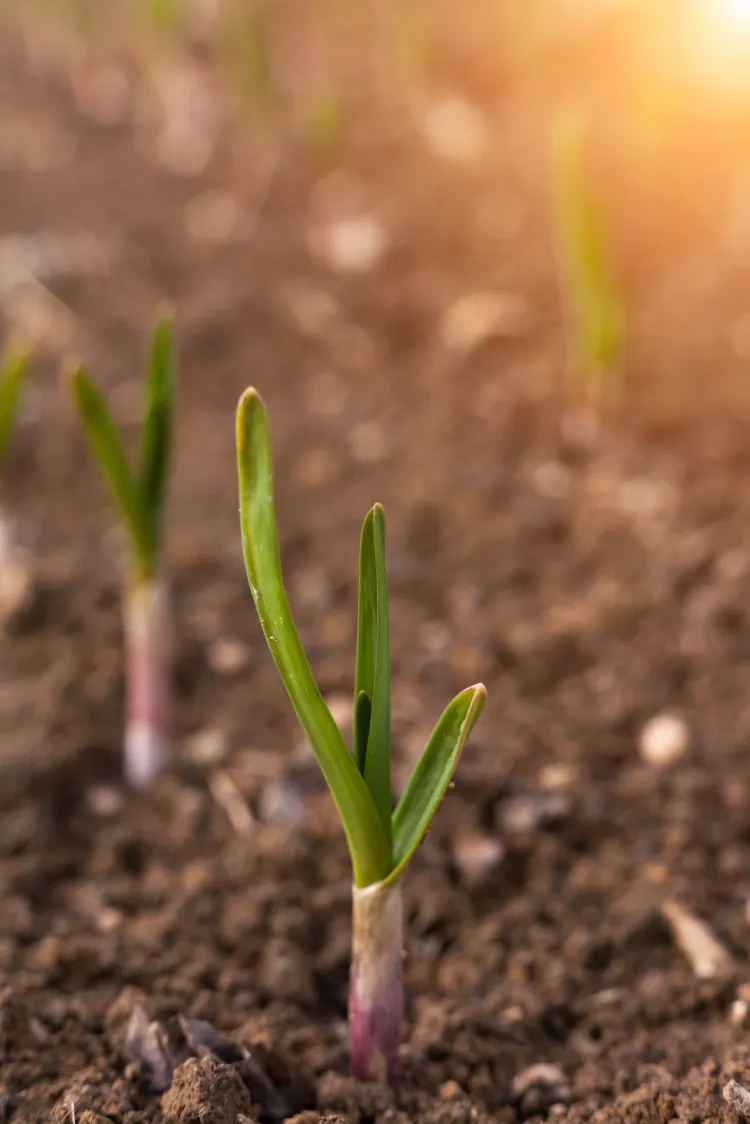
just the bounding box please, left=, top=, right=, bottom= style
left=237, top=388, right=486, bottom=1084
left=552, top=109, right=626, bottom=406
left=68, top=318, right=176, bottom=789
left=0, top=347, right=29, bottom=476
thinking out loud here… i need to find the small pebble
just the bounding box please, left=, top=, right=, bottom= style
left=312, top=214, right=387, bottom=274
left=538, top=762, right=575, bottom=791
left=639, top=713, right=690, bottom=768
left=453, top=833, right=505, bottom=888
left=661, top=899, right=733, bottom=980
left=86, top=785, right=124, bottom=818
left=208, top=637, right=250, bottom=676
left=496, top=789, right=570, bottom=836
left=187, top=728, right=228, bottom=766
left=441, top=291, right=530, bottom=355
left=511, top=1063, right=571, bottom=1116
left=348, top=420, right=389, bottom=465
left=730, top=998, right=748, bottom=1026
left=422, top=95, right=487, bottom=162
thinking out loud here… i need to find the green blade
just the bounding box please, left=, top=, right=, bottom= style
left=389, top=683, right=486, bottom=884
left=68, top=366, right=152, bottom=579
left=0, top=349, right=29, bottom=471
left=362, top=504, right=391, bottom=840
left=140, top=316, right=175, bottom=557
left=236, top=387, right=392, bottom=888
left=353, top=689, right=372, bottom=776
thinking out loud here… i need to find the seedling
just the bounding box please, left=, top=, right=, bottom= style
left=0, top=347, right=29, bottom=474
left=68, top=319, right=176, bottom=789
left=552, top=110, right=626, bottom=405
left=237, top=389, right=486, bottom=1084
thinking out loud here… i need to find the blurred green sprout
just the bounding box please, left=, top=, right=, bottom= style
left=552, top=110, right=626, bottom=404
left=68, top=318, right=176, bottom=787
left=0, top=347, right=30, bottom=473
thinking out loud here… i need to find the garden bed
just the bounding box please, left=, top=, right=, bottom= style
left=2, top=23, right=750, bottom=1124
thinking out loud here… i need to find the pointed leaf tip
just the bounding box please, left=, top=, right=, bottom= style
left=389, top=681, right=486, bottom=884
left=236, top=387, right=264, bottom=455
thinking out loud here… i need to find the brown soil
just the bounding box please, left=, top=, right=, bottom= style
left=4, top=17, right=750, bottom=1124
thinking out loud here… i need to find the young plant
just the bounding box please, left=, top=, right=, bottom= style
left=0, top=346, right=30, bottom=474
left=236, top=388, right=486, bottom=1084
left=552, top=110, right=626, bottom=405
left=68, top=319, right=176, bottom=789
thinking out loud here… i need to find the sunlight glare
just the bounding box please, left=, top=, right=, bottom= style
left=723, top=0, right=750, bottom=25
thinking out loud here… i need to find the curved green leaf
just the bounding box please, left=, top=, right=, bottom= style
left=236, top=387, right=392, bottom=888
left=389, top=683, right=486, bottom=884
left=68, top=366, right=152, bottom=579
left=140, top=316, right=175, bottom=556
left=0, top=349, right=29, bottom=471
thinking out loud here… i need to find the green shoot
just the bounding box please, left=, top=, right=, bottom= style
left=68, top=318, right=176, bottom=787
left=552, top=110, right=626, bottom=405
left=0, top=348, right=30, bottom=474
left=236, top=387, right=485, bottom=1081
left=68, top=316, right=174, bottom=584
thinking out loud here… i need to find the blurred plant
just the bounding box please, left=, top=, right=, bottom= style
left=68, top=318, right=176, bottom=789
left=0, top=347, right=30, bottom=474
left=221, top=3, right=281, bottom=117
left=552, top=109, right=626, bottom=405
left=237, top=388, right=485, bottom=1084
left=298, top=87, right=346, bottom=164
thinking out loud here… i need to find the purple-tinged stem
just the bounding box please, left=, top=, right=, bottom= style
left=124, top=576, right=170, bottom=789
left=349, top=877, right=403, bottom=1085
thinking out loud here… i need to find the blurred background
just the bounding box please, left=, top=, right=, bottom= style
left=5, top=1, right=750, bottom=1116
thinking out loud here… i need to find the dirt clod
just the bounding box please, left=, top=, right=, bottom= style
left=161, top=1055, right=254, bottom=1124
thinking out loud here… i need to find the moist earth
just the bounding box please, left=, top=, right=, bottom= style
left=3, top=20, right=750, bottom=1124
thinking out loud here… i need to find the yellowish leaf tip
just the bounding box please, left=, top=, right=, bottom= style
left=236, top=386, right=263, bottom=456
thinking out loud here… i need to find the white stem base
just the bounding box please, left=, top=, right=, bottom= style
left=124, top=577, right=171, bottom=789
left=349, top=877, right=403, bottom=1084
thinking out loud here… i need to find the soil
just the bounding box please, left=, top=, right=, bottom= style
left=4, top=13, right=750, bottom=1124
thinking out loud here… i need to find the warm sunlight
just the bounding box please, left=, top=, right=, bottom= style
left=724, top=0, right=750, bottom=23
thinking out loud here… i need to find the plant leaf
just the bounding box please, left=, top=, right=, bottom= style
left=236, top=387, right=392, bottom=888
left=0, top=349, right=29, bottom=471
left=353, top=689, right=371, bottom=776
left=389, top=683, right=486, bottom=884
left=140, top=316, right=175, bottom=558
left=68, top=366, right=152, bottom=579
left=362, top=504, right=391, bottom=840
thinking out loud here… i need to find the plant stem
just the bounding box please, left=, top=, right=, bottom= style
left=349, top=876, right=403, bottom=1084
left=124, top=575, right=170, bottom=788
